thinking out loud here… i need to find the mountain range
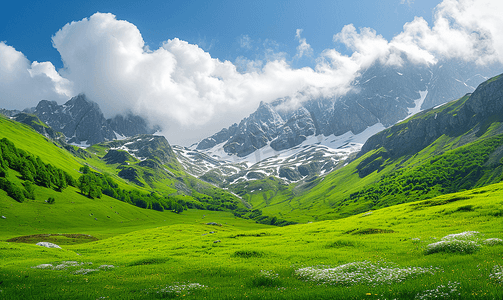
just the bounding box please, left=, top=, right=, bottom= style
left=1, top=68, right=503, bottom=225
left=1, top=59, right=500, bottom=191
left=195, top=59, right=498, bottom=157
left=173, top=59, right=500, bottom=186
left=22, top=94, right=158, bottom=146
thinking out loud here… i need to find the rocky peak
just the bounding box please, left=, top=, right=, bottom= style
left=222, top=102, right=285, bottom=157
left=32, top=94, right=115, bottom=145
left=28, top=94, right=157, bottom=146
left=253, top=101, right=284, bottom=127
left=196, top=101, right=285, bottom=156
left=197, top=58, right=501, bottom=159
left=108, top=113, right=158, bottom=138
left=270, top=107, right=316, bottom=151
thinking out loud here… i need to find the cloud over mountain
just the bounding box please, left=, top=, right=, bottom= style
left=0, top=0, right=502, bottom=145
left=0, top=42, right=72, bottom=109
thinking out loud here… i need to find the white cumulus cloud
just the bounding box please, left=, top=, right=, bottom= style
left=0, top=0, right=502, bottom=145
left=0, top=42, right=71, bottom=110
left=50, top=13, right=356, bottom=145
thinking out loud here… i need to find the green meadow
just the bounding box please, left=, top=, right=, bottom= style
left=2, top=75, right=503, bottom=298
left=2, top=182, right=503, bottom=299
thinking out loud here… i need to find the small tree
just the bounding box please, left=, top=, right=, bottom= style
left=78, top=173, right=102, bottom=199
left=80, top=165, right=91, bottom=174
left=54, top=169, right=68, bottom=192
left=23, top=181, right=35, bottom=200
left=173, top=202, right=184, bottom=213
left=47, top=197, right=55, bottom=204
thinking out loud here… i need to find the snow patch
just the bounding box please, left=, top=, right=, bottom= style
left=407, top=90, right=428, bottom=116
left=195, top=123, right=384, bottom=167
left=113, top=131, right=127, bottom=140
left=69, top=140, right=90, bottom=149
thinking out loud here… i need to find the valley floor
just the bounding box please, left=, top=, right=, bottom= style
left=2, top=182, right=503, bottom=299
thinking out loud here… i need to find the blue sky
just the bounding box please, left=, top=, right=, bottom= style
left=2, top=0, right=440, bottom=69
left=1, top=0, right=502, bottom=145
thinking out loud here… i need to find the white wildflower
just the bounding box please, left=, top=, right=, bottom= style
left=442, top=231, right=479, bottom=240
left=159, top=282, right=207, bottom=294
left=36, top=242, right=61, bottom=249
left=31, top=264, right=53, bottom=269
left=295, top=261, right=436, bottom=286
left=426, top=240, right=481, bottom=254
left=489, top=265, right=503, bottom=283
left=483, top=238, right=503, bottom=246
left=73, top=268, right=99, bottom=275
left=415, top=281, right=461, bottom=299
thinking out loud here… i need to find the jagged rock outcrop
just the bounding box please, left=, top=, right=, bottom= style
left=102, top=149, right=137, bottom=165
left=270, top=107, right=315, bottom=151
left=0, top=109, right=21, bottom=117
left=196, top=125, right=239, bottom=150
left=102, top=135, right=181, bottom=171
left=27, top=94, right=156, bottom=145
left=278, top=167, right=302, bottom=181
left=12, top=113, right=64, bottom=140
left=31, top=94, right=115, bottom=145
left=198, top=101, right=285, bottom=157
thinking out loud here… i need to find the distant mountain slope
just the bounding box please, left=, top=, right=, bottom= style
left=26, top=94, right=157, bottom=145
left=175, top=123, right=383, bottom=186
left=0, top=114, right=261, bottom=222
left=235, top=73, right=503, bottom=222
left=358, top=73, right=503, bottom=167
left=195, top=59, right=499, bottom=159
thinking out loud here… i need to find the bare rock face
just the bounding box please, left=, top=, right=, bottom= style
left=223, top=101, right=285, bottom=156
left=271, top=107, right=316, bottom=151
left=33, top=94, right=115, bottom=145
left=29, top=94, right=156, bottom=146
left=102, top=149, right=136, bottom=165
left=108, top=114, right=158, bottom=138
left=198, top=101, right=285, bottom=157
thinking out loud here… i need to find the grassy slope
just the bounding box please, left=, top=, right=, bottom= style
left=0, top=113, right=271, bottom=235
left=237, top=89, right=503, bottom=223
left=1, top=182, right=503, bottom=299
left=0, top=116, right=83, bottom=178
left=0, top=182, right=269, bottom=240
left=0, top=114, right=249, bottom=224
left=86, top=139, right=249, bottom=211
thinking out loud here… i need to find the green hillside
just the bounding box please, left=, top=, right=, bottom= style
left=0, top=112, right=250, bottom=209
left=0, top=116, right=83, bottom=178
left=234, top=73, right=503, bottom=222
left=0, top=113, right=296, bottom=230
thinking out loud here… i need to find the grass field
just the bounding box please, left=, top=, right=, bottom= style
left=2, top=181, right=503, bottom=299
